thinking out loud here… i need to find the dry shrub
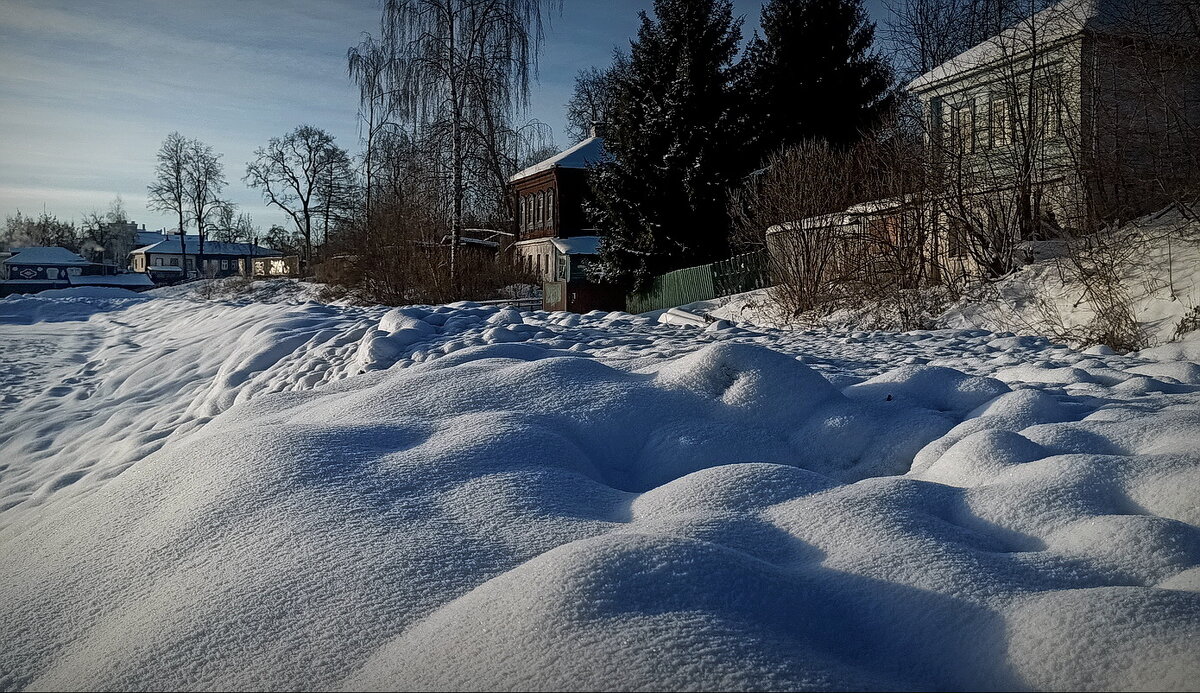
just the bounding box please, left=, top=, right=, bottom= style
left=730, top=132, right=947, bottom=330
left=320, top=197, right=536, bottom=306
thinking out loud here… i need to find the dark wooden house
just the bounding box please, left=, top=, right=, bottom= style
left=507, top=129, right=624, bottom=312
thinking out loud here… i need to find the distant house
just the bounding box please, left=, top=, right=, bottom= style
left=129, top=236, right=283, bottom=282
left=507, top=126, right=624, bottom=312
left=1, top=246, right=152, bottom=296
left=508, top=128, right=608, bottom=280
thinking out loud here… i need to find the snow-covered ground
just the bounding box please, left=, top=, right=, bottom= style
left=1, top=284, right=1199, bottom=690
left=694, top=207, right=1200, bottom=350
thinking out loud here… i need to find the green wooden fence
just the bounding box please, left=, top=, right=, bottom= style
left=626, top=251, right=769, bottom=314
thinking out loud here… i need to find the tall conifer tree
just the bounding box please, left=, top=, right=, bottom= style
left=587, top=0, right=742, bottom=291
left=741, top=0, right=894, bottom=162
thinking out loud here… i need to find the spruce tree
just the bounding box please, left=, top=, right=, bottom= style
left=586, top=0, right=742, bottom=291
left=741, top=0, right=894, bottom=162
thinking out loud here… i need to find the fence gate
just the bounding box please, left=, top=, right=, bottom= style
left=711, top=252, right=768, bottom=298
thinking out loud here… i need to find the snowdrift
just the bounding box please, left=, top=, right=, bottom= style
left=1, top=289, right=1198, bottom=690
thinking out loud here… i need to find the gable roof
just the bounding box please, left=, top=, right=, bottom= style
left=4, top=247, right=90, bottom=266
left=135, top=230, right=168, bottom=248
left=550, top=236, right=602, bottom=256
left=908, top=0, right=1191, bottom=91
left=130, top=236, right=281, bottom=257
left=509, top=136, right=609, bottom=183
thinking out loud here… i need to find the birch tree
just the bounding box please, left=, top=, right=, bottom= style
left=348, top=34, right=393, bottom=236
left=376, top=0, right=559, bottom=290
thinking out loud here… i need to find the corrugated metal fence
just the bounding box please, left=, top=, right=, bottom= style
left=626, top=251, right=769, bottom=314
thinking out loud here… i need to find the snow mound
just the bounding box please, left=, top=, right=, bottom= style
left=2, top=291, right=1200, bottom=690
left=0, top=286, right=150, bottom=324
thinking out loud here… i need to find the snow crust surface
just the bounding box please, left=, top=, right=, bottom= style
left=1, top=285, right=1198, bottom=691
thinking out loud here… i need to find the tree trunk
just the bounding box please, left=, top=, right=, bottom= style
left=303, top=209, right=313, bottom=275
left=448, top=3, right=462, bottom=295
left=178, top=208, right=186, bottom=277
left=198, top=205, right=206, bottom=280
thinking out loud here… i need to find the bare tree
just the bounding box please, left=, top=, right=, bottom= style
left=148, top=131, right=190, bottom=268
left=564, top=61, right=624, bottom=142
left=78, top=196, right=134, bottom=267
left=244, top=125, right=356, bottom=266
left=183, top=139, right=227, bottom=278
left=377, top=0, right=559, bottom=291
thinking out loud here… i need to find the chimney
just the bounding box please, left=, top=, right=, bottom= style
left=589, top=120, right=607, bottom=139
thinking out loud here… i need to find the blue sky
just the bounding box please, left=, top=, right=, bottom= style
left=0, top=0, right=889, bottom=233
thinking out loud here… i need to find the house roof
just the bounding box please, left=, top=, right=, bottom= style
left=908, top=0, right=1191, bottom=91
left=509, top=136, right=609, bottom=183
left=69, top=273, right=155, bottom=288
left=131, top=237, right=281, bottom=257
left=550, top=236, right=603, bottom=256
left=766, top=197, right=907, bottom=235
left=135, top=230, right=168, bottom=248
left=439, top=235, right=500, bottom=249
left=4, top=247, right=91, bottom=266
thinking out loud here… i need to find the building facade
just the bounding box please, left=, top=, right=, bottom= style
left=507, top=131, right=625, bottom=312
left=129, top=236, right=283, bottom=282
left=908, top=0, right=1199, bottom=271
left=509, top=133, right=607, bottom=282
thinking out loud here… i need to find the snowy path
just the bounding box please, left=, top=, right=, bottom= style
left=0, top=286, right=1198, bottom=691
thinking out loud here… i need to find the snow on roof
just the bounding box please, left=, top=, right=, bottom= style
left=68, top=273, right=155, bottom=288
left=509, top=136, right=609, bottom=183
left=131, top=237, right=281, bottom=257
left=908, top=0, right=1188, bottom=91
left=135, top=230, right=168, bottom=248
left=550, top=236, right=602, bottom=256
left=440, top=235, right=500, bottom=249
left=4, top=247, right=91, bottom=266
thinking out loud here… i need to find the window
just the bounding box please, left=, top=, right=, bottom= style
left=220, top=259, right=229, bottom=270
left=535, top=253, right=542, bottom=273
left=1034, top=77, right=1063, bottom=139
left=519, top=196, right=526, bottom=230
left=546, top=189, right=555, bottom=229
left=952, top=101, right=976, bottom=153
left=537, top=191, right=545, bottom=227
left=154, top=257, right=162, bottom=266
left=990, top=95, right=1012, bottom=147
left=170, top=258, right=179, bottom=267
left=46, top=267, right=59, bottom=280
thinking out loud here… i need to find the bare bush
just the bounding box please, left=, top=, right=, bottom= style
left=730, top=126, right=948, bottom=329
